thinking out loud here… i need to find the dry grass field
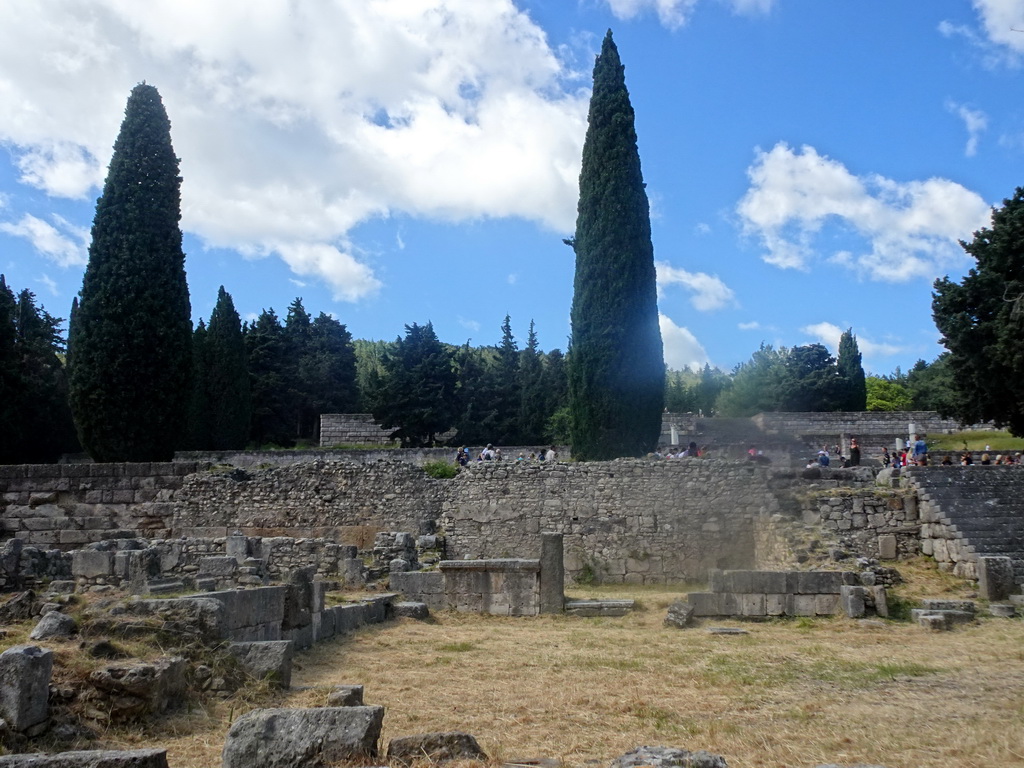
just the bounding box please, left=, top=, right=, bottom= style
left=109, top=561, right=1024, bottom=768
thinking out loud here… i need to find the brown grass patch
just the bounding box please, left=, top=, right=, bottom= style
left=136, top=595, right=1024, bottom=768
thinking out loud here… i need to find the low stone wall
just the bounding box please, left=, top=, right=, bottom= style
left=687, top=569, right=885, bottom=618
left=0, top=462, right=208, bottom=548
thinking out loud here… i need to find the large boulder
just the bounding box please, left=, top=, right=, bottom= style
left=0, top=748, right=169, bottom=766
left=609, top=746, right=728, bottom=768
left=221, top=706, right=384, bottom=768
left=387, top=732, right=487, bottom=765
left=29, top=611, right=77, bottom=641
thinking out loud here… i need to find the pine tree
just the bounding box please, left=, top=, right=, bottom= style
left=493, top=315, right=521, bottom=443
left=0, top=277, right=20, bottom=462
left=186, top=320, right=210, bottom=450
left=303, top=312, right=358, bottom=442
left=837, top=328, right=867, bottom=411
left=68, top=83, right=192, bottom=461
left=372, top=322, right=457, bottom=446
left=204, top=287, right=251, bottom=449
left=518, top=320, right=547, bottom=444
left=246, top=309, right=293, bottom=447
left=567, top=30, right=664, bottom=460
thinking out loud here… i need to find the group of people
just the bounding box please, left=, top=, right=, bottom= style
left=881, top=435, right=929, bottom=468
left=455, top=444, right=557, bottom=466
left=649, top=441, right=705, bottom=459
left=939, top=451, right=1021, bottom=466
left=808, top=437, right=862, bottom=468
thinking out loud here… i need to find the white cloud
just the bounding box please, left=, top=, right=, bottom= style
left=37, top=274, right=59, bottom=296
left=694, top=222, right=711, bottom=235
left=659, top=313, right=709, bottom=371
left=602, top=0, right=771, bottom=29
left=971, top=0, right=1024, bottom=59
left=800, top=321, right=904, bottom=358
left=0, top=213, right=88, bottom=267
left=656, top=261, right=736, bottom=311
left=946, top=101, right=988, bottom=156
left=604, top=0, right=699, bottom=29
left=737, top=142, right=992, bottom=282
left=738, top=321, right=761, bottom=331
left=0, top=0, right=589, bottom=301
left=458, top=316, right=481, bottom=333
left=507, top=273, right=519, bottom=285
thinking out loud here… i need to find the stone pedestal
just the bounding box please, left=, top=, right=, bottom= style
left=0, top=644, right=53, bottom=732
left=539, top=532, right=564, bottom=615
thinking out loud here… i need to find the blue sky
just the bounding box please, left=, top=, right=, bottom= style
left=1, top=1, right=1021, bottom=375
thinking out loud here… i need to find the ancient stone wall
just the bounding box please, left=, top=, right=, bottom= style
left=170, top=460, right=445, bottom=542
left=320, top=413, right=398, bottom=446
left=441, top=459, right=777, bottom=584
left=0, top=462, right=207, bottom=548
left=752, top=411, right=970, bottom=438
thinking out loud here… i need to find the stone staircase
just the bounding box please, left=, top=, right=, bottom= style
left=901, top=466, right=1024, bottom=583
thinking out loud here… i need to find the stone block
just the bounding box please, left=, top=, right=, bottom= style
left=228, top=641, right=294, bottom=689
left=788, top=594, right=817, bottom=617
left=718, top=592, right=740, bottom=617
left=748, top=571, right=788, bottom=594
left=920, top=599, right=976, bottom=613
left=686, top=592, right=720, bottom=617
left=71, top=549, right=113, bottom=579
left=394, top=601, right=429, bottom=620
left=222, top=706, right=384, bottom=768
left=283, top=624, right=313, bottom=650
left=739, top=593, right=766, bottom=617
left=877, top=534, right=898, bottom=560
left=871, top=586, right=889, bottom=618
left=327, top=685, right=364, bottom=707
left=977, top=556, right=1014, bottom=602
left=839, top=586, right=866, bottom=618
left=708, top=569, right=727, bottom=593
left=311, top=579, right=331, bottom=613
left=539, top=532, right=564, bottom=615
left=197, top=557, right=238, bottom=577
left=765, top=594, right=786, bottom=616
left=815, top=593, right=841, bottom=615
left=0, top=749, right=170, bottom=766
left=387, top=732, right=487, bottom=766
left=0, top=645, right=53, bottom=731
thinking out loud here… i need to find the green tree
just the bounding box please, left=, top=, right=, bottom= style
left=567, top=30, right=664, bottom=460
left=302, top=312, right=358, bottom=442
left=201, top=287, right=251, bottom=449
left=518, top=321, right=547, bottom=444
left=68, top=83, right=192, bottom=461
left=186, top=319, right=210, bottom=449
left=0, top=282, right=78, bottom=463
left=492, top=314, right=521, bottom=443
left=372, top=322, right=458, bottom=446
left=837, top=328, right=867, bottom=411
left=246, top=309, right=293, bottom=447
left=866, top=376, right=912, bottom=411
left=781, top=344, right=844, bottom=412
left=905, top=355, right=958, bottom=413
left=715, top=344, right=788, bottom=417
left=933, top=189, right=1024, bottom=433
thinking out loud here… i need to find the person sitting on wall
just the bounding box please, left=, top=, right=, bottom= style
left=545, top=445, right=557, bottom=462
left=941, top=455, right=953, bottom=466
left=961, top=451, right=973, bottom=466
left=881, top=448, right=891, bottom=468
left=818, top=450, right=830, bottom=467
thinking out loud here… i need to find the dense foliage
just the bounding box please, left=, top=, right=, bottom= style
left=370, top=322, right=458, bottom=446
left=933, top=188, right=1024, bottom=434
left=68, top=84, right=192, bottom=461
left=715, top=343, right=852, bottom=416
left=567, top=30, right=665, bottom=460
left=837, top=328, right=867, bottom=410
left=0, top=278, right=79, bottom=463
left=188, top=287, right=251, bottom=450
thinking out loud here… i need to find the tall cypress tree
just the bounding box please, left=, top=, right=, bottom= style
left=68, top=83, right=192, bottom=461
left=567, top=30, right=664, bottom=460
left=837, top=328, right=867, bottom=411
